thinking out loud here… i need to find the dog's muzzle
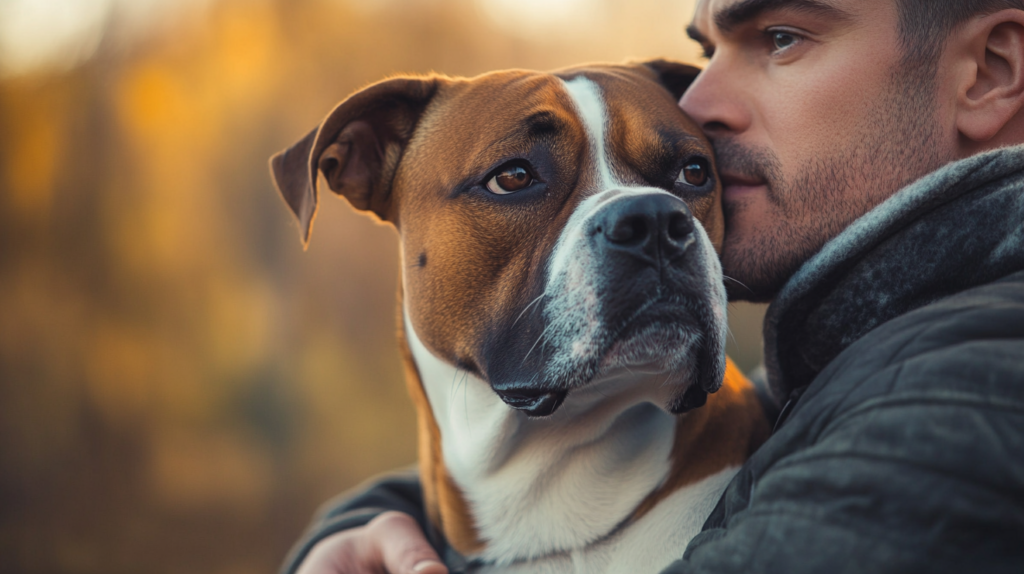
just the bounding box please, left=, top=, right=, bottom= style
left=484, top=191, right=719, bottom=418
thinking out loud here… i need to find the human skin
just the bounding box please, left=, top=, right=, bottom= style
left=297, top=1, right=1024, bottom=572
left=295, top=512, right=448, bottom=574
left=683, top=0, right=1024, bottom=301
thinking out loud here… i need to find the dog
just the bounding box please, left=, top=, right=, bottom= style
left=270, top=60, right=770, bottom=573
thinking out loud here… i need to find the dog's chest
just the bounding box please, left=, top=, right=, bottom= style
left=467, top=466, right=738, bottom=574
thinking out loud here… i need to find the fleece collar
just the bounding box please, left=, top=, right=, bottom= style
left=763, top=145, right=1024, bottom=401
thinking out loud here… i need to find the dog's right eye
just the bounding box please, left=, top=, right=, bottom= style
left=486, top=164, right=534, bottom=195
left=678, top=157, right=710, bottom=188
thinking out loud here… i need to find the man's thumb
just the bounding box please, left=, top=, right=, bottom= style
left=367, top=512, right=448, bottom=574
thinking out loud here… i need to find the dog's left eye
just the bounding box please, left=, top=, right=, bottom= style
left=486, top=164, right=534, bottom=195
left=678, top=157, right=710, bottom=187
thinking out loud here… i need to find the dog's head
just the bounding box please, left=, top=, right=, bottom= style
left=271, top=60, right=725, bottom=418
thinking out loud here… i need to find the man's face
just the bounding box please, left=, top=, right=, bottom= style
left=681, top=0, right=955, bottom=301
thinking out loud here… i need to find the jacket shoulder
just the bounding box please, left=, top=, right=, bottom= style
left=812, top=269, right=1024, bottom=411
left=674, top=273, right=1024, bottom=574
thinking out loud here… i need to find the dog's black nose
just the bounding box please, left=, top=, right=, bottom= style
left=596, top=194, right=695, bottom=263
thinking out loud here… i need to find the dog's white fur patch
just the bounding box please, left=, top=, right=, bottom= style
left=474, top=465, right=739, bottom=574
left=564, top=76, right=617, bottom=188
left=405, top=315, right=696, bottom=565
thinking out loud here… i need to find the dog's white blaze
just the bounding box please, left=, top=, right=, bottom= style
left=564, top=76, right=617, bottom=189
left=544, top=76, right=622, bottom=287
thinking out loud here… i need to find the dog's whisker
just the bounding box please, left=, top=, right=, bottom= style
left=722, top=275, right=752, bottom=292
left=461, top=370, right=471, bottom=428
left=726, top=325, right=738, bottom=347
left=527, top=370, right=541, bottom=387
left=448, top=360, right=464, bottom=401
left=511, top=294, right=546, bottom=329
left=522, top=322, right=556, bottom=365
left=450, top=365, right=462, bottom=404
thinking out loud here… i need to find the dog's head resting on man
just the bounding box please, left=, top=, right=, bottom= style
left=271, top=61, right=769, bottom=571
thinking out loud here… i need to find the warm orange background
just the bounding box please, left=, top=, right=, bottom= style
left=0, top=1, right=765, bottom=572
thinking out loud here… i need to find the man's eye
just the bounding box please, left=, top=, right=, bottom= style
left=771, top=31, right=799, bottom=52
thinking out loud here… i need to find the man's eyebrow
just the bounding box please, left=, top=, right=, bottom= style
left=715, top=0, right=852, bottom=33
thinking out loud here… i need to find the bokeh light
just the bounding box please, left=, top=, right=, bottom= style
left=477, top=0, right=601, bottom=38
left=0, top=0, right=211, bottom=76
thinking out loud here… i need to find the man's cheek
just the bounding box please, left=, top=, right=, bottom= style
left=724, top=194, right=772, bottom=238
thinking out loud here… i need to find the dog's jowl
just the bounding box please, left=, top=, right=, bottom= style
left=270, top=60, right=770, bottom=574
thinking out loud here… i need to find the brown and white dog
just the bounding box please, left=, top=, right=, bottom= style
left=270, top=60, right=769, bottom=573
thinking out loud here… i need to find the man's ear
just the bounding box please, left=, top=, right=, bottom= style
left=269, top=76, right=440, bottom=247
left=955, top=10, right=1024, bottom=144
left=639, top=59, right=702, bottom=101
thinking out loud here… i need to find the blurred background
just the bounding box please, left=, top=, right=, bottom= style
left=0, top=0, right=767, bottom=572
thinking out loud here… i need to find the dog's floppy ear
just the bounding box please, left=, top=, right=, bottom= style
left=269, top=76, right=440, bottom=247
left=641, top=59, right=702, bottom=101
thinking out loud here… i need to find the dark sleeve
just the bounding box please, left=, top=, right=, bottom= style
left=279, top=467, right=433, bottom=574
left=662, top=338, right=1024, bottom=574
left=746, top=363, right=782, bottom=426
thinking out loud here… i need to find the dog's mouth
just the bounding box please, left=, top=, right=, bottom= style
left=494, top=388, right=568, bottom=417
left=490, top=297, right=713, bottom=418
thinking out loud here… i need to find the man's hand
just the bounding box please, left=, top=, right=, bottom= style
left=296, top=512, right=448, bottom=574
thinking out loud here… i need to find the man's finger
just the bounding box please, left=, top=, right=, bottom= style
left=367, top=512, right=448, bottom=574
left=295, top=528, right=370, bottom=574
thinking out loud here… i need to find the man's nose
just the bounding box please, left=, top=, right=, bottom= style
left=678, top=60, right=752, bottom=137
left=593, top=194, right=695, bottom=266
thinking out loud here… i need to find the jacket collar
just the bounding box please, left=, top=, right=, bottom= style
left=763, top=145, right=1024, bottom=401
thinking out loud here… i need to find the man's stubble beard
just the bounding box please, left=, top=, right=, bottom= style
left=717, top=67, right=953, bottom=302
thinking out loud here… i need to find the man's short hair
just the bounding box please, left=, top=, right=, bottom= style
left=897, top=0, right=1024, bottom=64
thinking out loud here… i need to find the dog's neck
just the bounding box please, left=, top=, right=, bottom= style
left=401, top=312, right=766, bottom=567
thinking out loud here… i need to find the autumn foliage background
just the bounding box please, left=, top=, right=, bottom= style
left=0, top=0, right=766, bottom=572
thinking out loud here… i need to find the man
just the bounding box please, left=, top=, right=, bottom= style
left=283, top=1, right=1024, bottom=572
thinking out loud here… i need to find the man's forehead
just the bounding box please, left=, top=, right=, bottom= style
left=689, top=0, right=855, bottom=37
